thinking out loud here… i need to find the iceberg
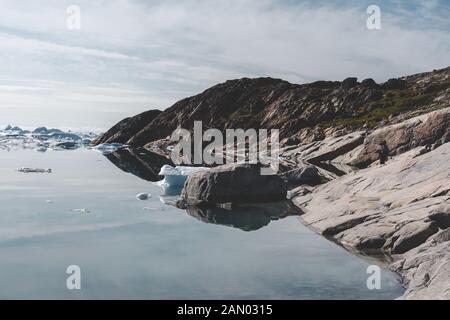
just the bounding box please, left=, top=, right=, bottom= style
left=73, top=208, right=92, bottom=214
left=136, top=193, right=151, bottom=200
left=17, top=167, right=52, bottom=173
left=157, top=165, right=210, bottom=187
left=0, top=125, right=99, bottom=151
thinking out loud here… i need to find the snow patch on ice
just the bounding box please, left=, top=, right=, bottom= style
left=157, top=165, right=209, bottom=188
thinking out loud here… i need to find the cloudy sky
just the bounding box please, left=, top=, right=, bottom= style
left=0, top=0, right=449, bottom=131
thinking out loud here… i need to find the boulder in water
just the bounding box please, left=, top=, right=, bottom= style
left=181, top=163, right=287, bottom=206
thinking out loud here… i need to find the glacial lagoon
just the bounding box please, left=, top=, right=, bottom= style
left=0, top=145, right=404, bottom=299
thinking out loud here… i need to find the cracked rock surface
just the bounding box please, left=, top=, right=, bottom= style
left=292, top=143, right=450, bottom=299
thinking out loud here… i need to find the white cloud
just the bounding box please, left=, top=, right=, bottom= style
left=0, top=32, right=139, bottom=60
left=0, top=0, right=448, bottom=129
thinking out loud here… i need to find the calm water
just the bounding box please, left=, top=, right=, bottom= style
left=0, top=148, right=404, bottom=299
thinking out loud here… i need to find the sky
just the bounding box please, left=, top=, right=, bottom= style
left=0, top=0, right=449, bottom=131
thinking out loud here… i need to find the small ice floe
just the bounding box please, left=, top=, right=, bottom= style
left=157, top=165, right=209, bottom=187
left=136, top=193, right=151, bottom=200
left=18, top=167, right=52, bottom=173
left=46, top=200, right=53, bottom=204
left=73, top=208, right=91, bottom=214
left=81, top=138, right=92, bottom=145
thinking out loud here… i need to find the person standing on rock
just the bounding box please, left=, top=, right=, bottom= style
left=378, top=140, right=390, bottom=165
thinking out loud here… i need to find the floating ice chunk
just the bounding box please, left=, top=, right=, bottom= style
left=46, top=200, right=53, bottom=204
left=18, top=167, right=52, bottom=173
left=32, top=127, right=63, bottom=135
left=3, top=126, right=26, bottom=137
left=73, top=208, right=91, bottom=214
left=0, top=125, right=100, bottom=152
left=81, top=138, right=92, bottom=145
left=157, top=165, right=209, bottom=187
left=155, top=183, right=184, bottom=196
left=136, top=193, right=151, bottom=200
left=49, top=132, right=81, bottom=141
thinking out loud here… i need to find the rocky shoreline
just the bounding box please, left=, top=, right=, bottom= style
left=173, top=139, right=449, bottom=299
left=291, top=143, right=449, bottom=299
left=95, top=66, right=450, bottom=299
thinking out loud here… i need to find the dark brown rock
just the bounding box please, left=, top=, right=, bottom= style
left=93, top=109, right=162, bottom=145
left=181, top=163, right=287, bottom=206
left=96, top=67, right=450, bottom=153
left=341, top=77, right=359, bottom=89
left=361, top=78, right=378, bottom=88
left=382, top=78, right=407, bottom=90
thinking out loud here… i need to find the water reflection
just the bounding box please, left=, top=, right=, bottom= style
left=0, top=149, right=404, bottom=299
left=104, top=149, right=303, bottom=231
left=105, top=148, right=173, bottom=182
left=186, top=201, right=302, bottom=231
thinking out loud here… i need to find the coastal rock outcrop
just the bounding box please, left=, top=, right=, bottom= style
left=94, top=66, right=450, bottom=151
left=392, top=238, right=450, bottom=300
left=180, top=163, right=287, bottom=206
left=343, top=107, right=450, bottom=167
left=91, top=66, right=450, bottom=299
left=93, top=109, right=162, bottom=145
left=292, top=142, right=450, bottom=299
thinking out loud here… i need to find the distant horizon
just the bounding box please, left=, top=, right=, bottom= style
left=0, top=123, right=105, bottom=134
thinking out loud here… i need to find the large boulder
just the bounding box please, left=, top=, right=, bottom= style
left=180, top=163, right=287, bottom=206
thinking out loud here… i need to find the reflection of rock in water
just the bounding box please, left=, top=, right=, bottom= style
left=105, top=148, right=173, bottom=182
left=186, top=201, right=302, bottom=231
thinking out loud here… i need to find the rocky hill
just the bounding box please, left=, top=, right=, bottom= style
left=94, top=66, right=450, bottom=299
left=94, top=66, right=450, bottom=149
